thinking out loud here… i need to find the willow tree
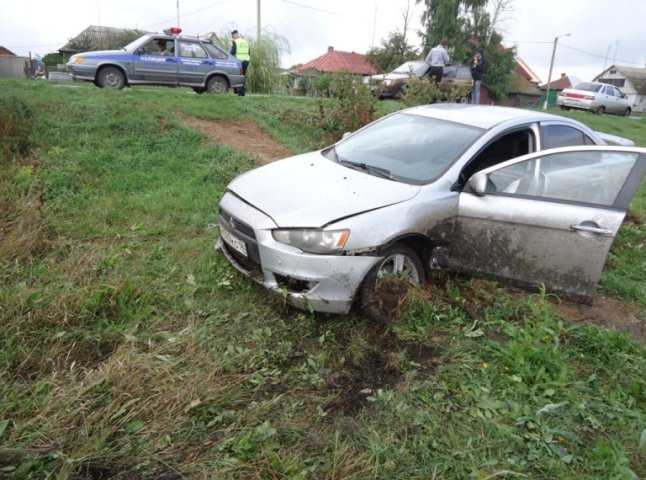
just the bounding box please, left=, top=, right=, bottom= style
left=208, top=29, right=290, bottom=94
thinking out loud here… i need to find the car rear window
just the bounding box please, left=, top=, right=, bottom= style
left=575, top=83, right=603, bottom=93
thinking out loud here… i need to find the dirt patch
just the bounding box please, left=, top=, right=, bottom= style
left=555, top=295, right=645, bottom=341
left=180, top=117, right=292, bottom=165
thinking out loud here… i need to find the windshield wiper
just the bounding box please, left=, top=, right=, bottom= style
left=338, top=159, right=394, bottom=180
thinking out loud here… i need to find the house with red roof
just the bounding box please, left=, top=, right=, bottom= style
left=295, top=46, right=376, bottom=77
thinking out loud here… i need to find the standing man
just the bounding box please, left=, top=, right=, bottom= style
left=425, top=38, right=450, bottom=83
left=230, top=30, right=250, bottom=96
left=471, top=47, right=487, bottom=104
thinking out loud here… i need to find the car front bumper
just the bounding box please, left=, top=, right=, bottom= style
left=216, top=192, right=379, bottom=314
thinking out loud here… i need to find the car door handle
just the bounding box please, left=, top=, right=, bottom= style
left=570, top=224, right=612, bottom=235
left=202, top=61, right=214, bottom=65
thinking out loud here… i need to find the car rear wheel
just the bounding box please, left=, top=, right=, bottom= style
left=359, top=244, right=425, bottom=323
left=594, top=106, right=605, bottom=115
left=97, top=67, right=126, bottom=90
left=622, top=107, right=631, bottom=117
left=206, top=76, right=229, bottom=94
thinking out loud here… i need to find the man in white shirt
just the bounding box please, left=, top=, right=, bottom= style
left=425, top=38, right=450, bottom=83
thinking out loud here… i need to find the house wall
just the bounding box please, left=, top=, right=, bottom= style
left=597, top=71, right=646, bottom=113
left=0, top=55, right=31, bottom=79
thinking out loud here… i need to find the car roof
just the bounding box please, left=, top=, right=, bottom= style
left=402, top=104, right=580, bottom=130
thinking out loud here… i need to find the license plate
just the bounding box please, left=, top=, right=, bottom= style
left=220, top=227, right=247, bottom=256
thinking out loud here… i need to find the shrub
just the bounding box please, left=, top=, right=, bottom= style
left=0, top=94, right=34, bottom=161
left=310, top=75, right=377, bottom=141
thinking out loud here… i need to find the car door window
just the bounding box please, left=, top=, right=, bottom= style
left=487, top=150, right=639, bottom=206
left=179, top=41, right=207, bottom=58
left=541, top=124, right=595, bottom=149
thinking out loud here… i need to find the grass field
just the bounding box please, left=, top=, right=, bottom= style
left=0, top=79, right=644, bottom=479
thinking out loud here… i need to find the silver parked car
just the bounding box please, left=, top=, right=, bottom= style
left=216, top=105, right=645, bottom=319
left=67, top=29, right=244, bottom=94
left=557, top=82, right=632, bottom=116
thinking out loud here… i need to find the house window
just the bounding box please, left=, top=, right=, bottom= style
left=599, top=78, right=625, bottom=88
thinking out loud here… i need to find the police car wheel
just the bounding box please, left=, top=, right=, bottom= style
left=207, top=76, right=228, bottom=94
left=97, top=67, right=125, bottom=90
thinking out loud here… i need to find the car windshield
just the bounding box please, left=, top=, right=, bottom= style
left=328, top=112, right=483, bottom=184
left=574, top=83, right=603, bottom=93
left=123, top=35, right=151, bottom=52
left=392, top=62, right=428, bottom=76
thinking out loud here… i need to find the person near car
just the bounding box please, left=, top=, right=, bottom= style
left=471, top=47, right=487, bottom=104
left=425, top=38, right=450, bottom=83
left=230, top=30, right=250, bottom=96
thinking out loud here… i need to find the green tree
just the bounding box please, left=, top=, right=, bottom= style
left=416, top=0, right=515, bottom=101
left=366, top=32, right=420, bottom=73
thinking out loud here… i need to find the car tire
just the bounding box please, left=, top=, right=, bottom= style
left=594, top=106, right=605, bottom=115
left=622, top=107, right=631, bottom=117
left=359, top=244, right=425, bottom=323
left=97, top=67, right=126, bottom=90
left=206, top=76, right=229, bottom=94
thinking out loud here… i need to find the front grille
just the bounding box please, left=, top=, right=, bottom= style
left=219, top=208, right=256, bottom=239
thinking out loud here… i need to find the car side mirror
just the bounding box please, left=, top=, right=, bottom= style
left=468, top=171, right=488, bottom=196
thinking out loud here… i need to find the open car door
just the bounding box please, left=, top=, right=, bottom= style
left=445, top=146, right=646, bottom=302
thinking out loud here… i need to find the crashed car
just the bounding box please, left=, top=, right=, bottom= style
left=66, top=28, right=244, bottom=94
left=364, top=61, right=473, bottom=101
left=216, top=104, right=645, bottom=319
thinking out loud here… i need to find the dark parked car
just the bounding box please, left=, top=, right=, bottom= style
left=66, top=29, right=244, bottom=94
left=364, top=61, right=473, bottom=101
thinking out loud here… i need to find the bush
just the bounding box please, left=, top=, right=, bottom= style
left=0, top=94, right=34, bottom=161
left=310, top=74, right=377, bottom=141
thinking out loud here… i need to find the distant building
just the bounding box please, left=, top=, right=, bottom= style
left=0, top=46, right=31, bottom=79
left=59, top=25, right=145, bottom=57
left=295, top=46, right=376, bottom=77
left=540, top=73, right=581, bottom=108
left=594, top=65, right=646, bottom=113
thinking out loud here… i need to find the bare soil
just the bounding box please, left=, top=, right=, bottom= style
left=183, top=117, right=646, bottom=344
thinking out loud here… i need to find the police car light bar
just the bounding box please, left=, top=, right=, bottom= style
left=163, top=27, right=182, bottom=35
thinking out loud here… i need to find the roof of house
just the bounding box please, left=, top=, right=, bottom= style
left=594, top=65, right=646, bottom=95
left=508, top=73, right=542, bottom=95
left=0, top=46, right=17, bottom=56
left=540, top=74, right=581, bottom=90
left=515, top=57, right=541, bottom=84
left=59, top=25, right=141, bottom=53
left=296, top=47, right=376, bottom=76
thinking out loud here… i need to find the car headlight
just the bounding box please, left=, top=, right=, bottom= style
left=272, top=228, right=350, bottom=254
left=383, top=79, right=393, bottom=86
left=73, top=56, right=85, bottom=64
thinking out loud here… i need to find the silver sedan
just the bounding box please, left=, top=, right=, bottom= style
left=557, top=82, right=633, bottom=116
left=216, top=105, right=645, bottom=320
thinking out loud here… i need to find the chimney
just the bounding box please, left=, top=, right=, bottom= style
left=561, top=73, right=566, bottom=78
left=328, top=46, right=334, bottom=53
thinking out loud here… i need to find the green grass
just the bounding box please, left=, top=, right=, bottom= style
left=0, top=79, right=644, bottom=479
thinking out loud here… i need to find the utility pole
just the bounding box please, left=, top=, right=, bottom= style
left=177, top=0, right=180, bottom=27
left=257, top=0, right=261, bottom=41
left=543, top=33, right=570, bottom=110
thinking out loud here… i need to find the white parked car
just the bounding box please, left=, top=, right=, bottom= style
left=215, top=105, right=645, bottom=320
left=557, top=82, right=632, bottom=116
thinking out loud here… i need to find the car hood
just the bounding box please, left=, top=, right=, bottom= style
left=226, top=151, right=420, bottom=227
left=384, top=72, right=419, bottom=81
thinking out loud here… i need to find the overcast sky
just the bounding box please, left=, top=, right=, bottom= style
left=2, top=0, right=645, bottom=85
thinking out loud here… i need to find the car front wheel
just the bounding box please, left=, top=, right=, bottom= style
left=622, top=107, right=631, bottom=117
left=206, top=76, right=229, bottom=94
left=359, top=244, right=425, bottom=323
left=97, top=67, right=126, bottom=89
left=594, top=105, right=605, bottom=114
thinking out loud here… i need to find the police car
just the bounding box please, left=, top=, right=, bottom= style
left=66, top=28, right=244, bottom=94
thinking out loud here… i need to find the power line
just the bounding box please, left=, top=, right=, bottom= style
left=277, top=0, right=340, bottom=16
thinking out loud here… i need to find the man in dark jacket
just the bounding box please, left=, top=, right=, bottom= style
left=471, top=48, right=487, bottom=104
